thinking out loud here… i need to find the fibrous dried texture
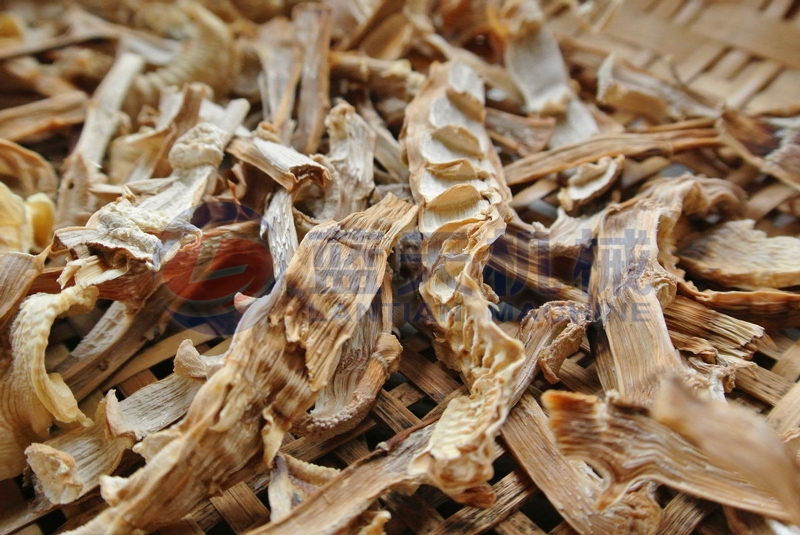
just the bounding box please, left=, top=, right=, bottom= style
left=639, top=175, right=800, bottom=326
left=49, top=99, right=249, bottom=406
left=123, top=2, right=237, bottom=117
left=721, top=111, right=800, bottom=190
left=64, top=195, right=415, bottom=534
left=542, top=389, right=798, bottom=523
left=499, top=301, right=662, bottom=534
left=492, top=1, right=572, bottom=115
left=329, top=53, right=425, bottom=101
left=516, top=301, right=589, bottom=386
left=292, top=3, right=332, bottom=155
left=255, top=17, right=302, bottom=144
left=320, top=103, right=377, bottom=220
left=678, top=219, right=800, bottom=290
left=248, top=425, right=436, bottom=535
left=484, top=108, right=555, bottom=157
left=267, top=453, right=340, bottom=522
left=228, top=130, right=330, bottom=192
left=0, top=252, right=44, bottom=331
left=55, top=98, right=248, bottom=293
left=0, top=182, right=54, bottom=254
left=597, top=54, right=721, bottom=123
left=505, top=395, right=662, bottom=534
left=0, top=139, right=58, bottom=198
left=652, top=378, right=800, bottom=525
left=326, top=0, right=396, bottom=51
left=664, top=296, right=764, bottom=365
left=557, top=155, right=623, bottom=214
left=589, top=197, right=684, bottom=406
left=0, top=91, right=87, bottom=144
left=54, top=52, right=145, bottom=229
left=402, top=60, right=524, bottom=496
left=25, top=343, right=219, bottom=504
left=0, top=285, right=97, bottom=480
left=295, top=274, right=401, bottom=439
left=108, top=82, right=209, bottom=184
left=504, top=127, right=720, bottom=186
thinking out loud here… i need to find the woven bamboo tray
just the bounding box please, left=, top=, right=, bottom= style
left=2, top=1, right=800, bottom=534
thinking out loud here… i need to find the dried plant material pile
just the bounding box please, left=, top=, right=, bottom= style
left=1, top=1, right=800, bottom=535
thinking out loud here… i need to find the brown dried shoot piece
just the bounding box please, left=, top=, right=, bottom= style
left=499, top=302, right=659, bottom=535
left=263, top=187, right=298, bottom=276
left=547, top=208, right=603, bottom=260
left=0, top=139, right=59, bottom=199
left=594, top=177, right=752, bottom=397
left=597, top=54, right=721, bottom=123
left=491, top=1, right=572, bottom=115
left=25, top=344, right=220, bottom=504
left=485, top=107, right=555, bottom=158
left=358, top=11, right=414, bottom=61
left=52, top=103, right=248, bottom=401
left=357, top=100, right=409, bottom=183
left=0, top=182, right=54, bottom=254
left=0, top=91, right=87, bottom=143
left=108, top=83, right=208, bottom=184
left=54, top=196, right=196, bottom=291
left=684, top=287, right=800, bottom=328
left=652, top=378, right=800, bottom=525
left=0, top=6, right=115, bottom=63
left=542, top=389, right=797, bottom=523
left=295, top=273, right=401, bottom=439
left=65, top=195, right=416, bottom=535
left=402, top=60, right=525, bottom=497
left=557, top=155, right=623, bottom=215
left=122, top=2, right=237, bottom=118
left=315, top=102, right=377, bottom=221
left=678, top=219, right=800, bottom=290
left=329, top=52, right=425, bottom=102
left=285, top=103, right=391, bottom=440
left=504, top=127, right=720, bottom=186
left=67, top=7, right=181, bottom=66
left=254, top=17, right=302, bottom=145
left=0, top=252, right=45, bottom=330
left=58, top=220, right=257, bottom=403
left=641, top=175, right=800, bottom=325
left=55, top=98, right=249, bottom=291
left=504, top=395, right=662, bottom=535
left=55, top=52, right=145, bottom=229
left=589, top=198, right=684, bottom=405
left=0, top=285, right=98, bottom=480
left=228, top=127, right=330, bottom=192
left=664, top=296, right=764, bottom=364
left=247, top=425, right=436, bottom=535
left=548, top=98, right=602, bottom=148
left=293, top=3, right=332, bottom=155
left=487, top=221, right=591, bottom=304
left=420, top=32, right=525, bottom=107
left=720, top=111, right=800, bottom=190
left=515, top=301, right=589, bottom=389
left=267, top=453, right=340, bottom=523
left=326, top=0, right=397, bottom=51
